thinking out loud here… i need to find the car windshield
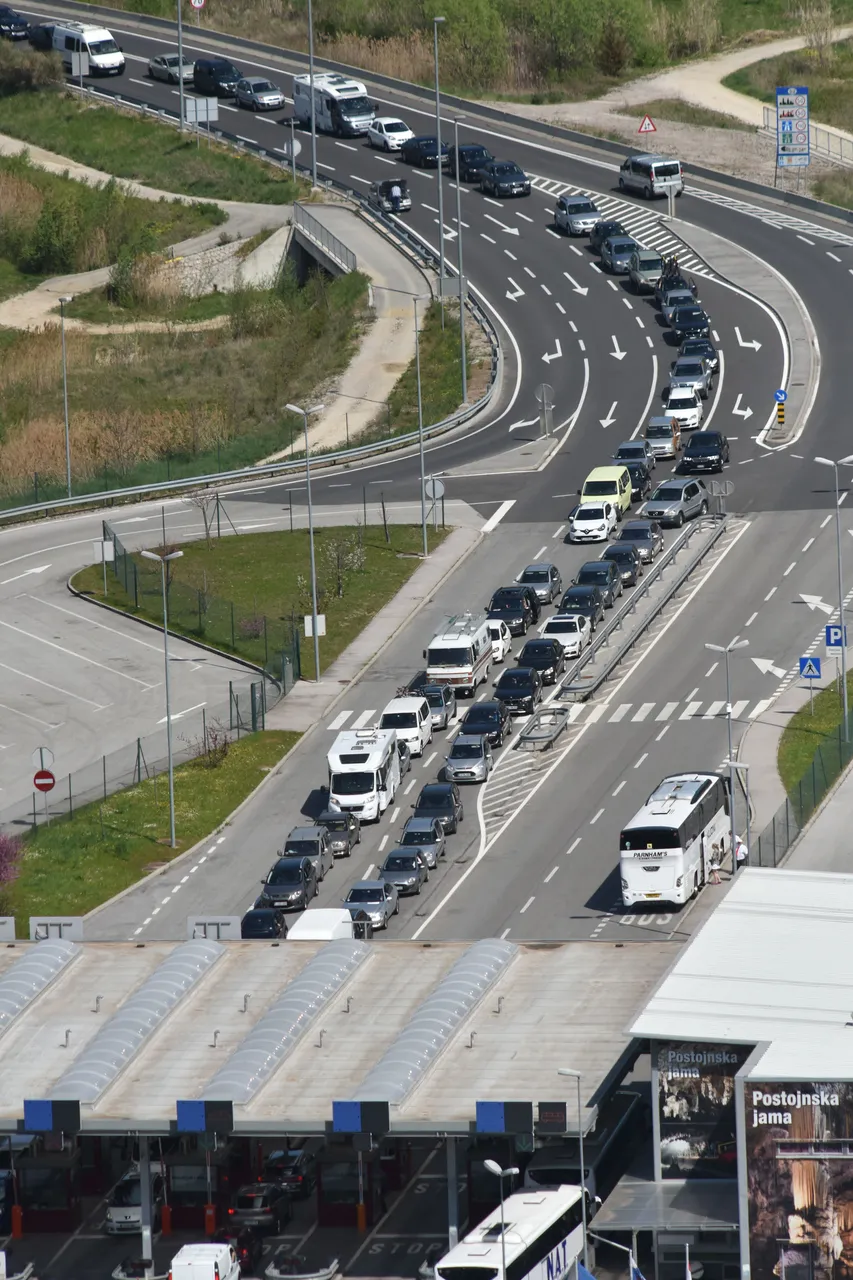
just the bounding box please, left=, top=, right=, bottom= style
left=428, top=646, right=472, bottom=667
left=576, top=506, right=605, bottom=520
left=610, top=240, right=635, bottom=252
left=683, top=340, right=711, bottom=355
left=283, top=840, right=317, bottom=857
left=418, top=788, right=449, bottom=806
left=319, top=816, right=348, bottom=832
left=622, top=527, right=651, bottom=541
left=651, top=487, right=683, bottom=501
left=675, top=308, right=703, bottom=322
left=212, top=60, right=238, bottom=73
left=385, top=856, right=416, bottom=871
left=638, top=253, right=662, bottom=267
left=164, top=55, right=182, bottom=66
left=88, top=37, right=119, bottom=54
left=464, top=708, right=496, bottom=725
left=464, top=147, right=490, bottom=161
left=113, top=1179, right=142, bottom=1207
left=519, top=567, right=550, bottom=583
left=498, top=672, right=531, bottom=688
left=646, top=423, right=672, bottom=438
left=675, top=362, right=703, bottom=376
left=654, top=162, right=681, bottom=177
left=548, top=618, right=579, bottom=633
left=522, top=642, right=553, bottom=658
left=401, top=828, right=435, bottom=846
left=330, top=771, right=374, bottom=795
left=267, top=864, right=302, bottom=885
left=568, top=200, right=596, bottom=213
left=667, top=291, right=693, bottom=305
left=385, top=120, right=407, bottom=132
left=425, top=690, right=446, bottom=709
left=251, top=79, right=274, bottom=91
left=242, top=915, right=274, bottom=936
left=578, top=568, right=611, bottom=584
left=340, top=94, right=373, bottom=116
left=605, top=548, right=632, bottom=562
left=620, top=825, right=680, bottom=849
left=347, top=887, right=382, bottom=903
left=689, top=433, right=719, bottom=447
left=668, top=391, right=697, bottom=404
left=451, top=742, right=482, bottom=759
left=495, top=163, right=522, bottom=176
left=616, top=445, right=642, bottom=457
left=381, top=712, right=417, bottom=728
left=583, top=481, right=616, bottom=496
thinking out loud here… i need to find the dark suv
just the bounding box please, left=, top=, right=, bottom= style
left=263, top=1144, right=320, bottom=1197
left=448, top=143, right=493, bottom=181
left=401, top=135, right=449, bottom=167
left=412, top=781, right=464, bottom=834
left=487, top=586, right=540, bottom=635
left=193, top=57, right=242, bottom=96
left=459, top=699, right=512, bottom=747
left=574, top=560, right=623, bottom=609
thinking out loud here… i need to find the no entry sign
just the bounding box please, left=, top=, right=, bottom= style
left=33, top=770, right=55, bottom=793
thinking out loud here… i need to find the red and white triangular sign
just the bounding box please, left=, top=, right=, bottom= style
left=638, top=114, right=657, bottom=134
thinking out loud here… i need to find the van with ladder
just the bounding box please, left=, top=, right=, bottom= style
left=423, top=612, right=491, bottom=695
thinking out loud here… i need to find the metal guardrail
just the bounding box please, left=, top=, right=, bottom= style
left=558, top=515, right=729, bottom=702
left=293, top=203, right=357, bottom=272
left=0, top=83, right=500, bottom=524
left=762, top=104, right=853, bottom=169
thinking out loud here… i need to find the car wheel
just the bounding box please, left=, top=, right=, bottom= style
left=393, top=899, right=400, bottom=914
left=675, top=511, right=684, bottom=527
left=701, top=499, right=708, bottom=514
left=385, top=139, right=391, bottom=152
left=415, top=883, right=421, bottom=895
left=459, top=806, right=464, bottom=822
left=618, top=177, right=626, bottom=191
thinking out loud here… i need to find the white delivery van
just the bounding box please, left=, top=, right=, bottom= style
left=169, top=1241, right=240, bottom=1280
left=424, top=612, right=491, bottom=694
left=379, top=695, right=432, bottom=756
left=286, top=907, right=373, bottom=941
left=52, top=21, right=125, bottom=75
left=326, top=728, right=400, bottom=821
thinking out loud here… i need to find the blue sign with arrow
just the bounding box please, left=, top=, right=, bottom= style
left=775, top=389, right=788, bottom=403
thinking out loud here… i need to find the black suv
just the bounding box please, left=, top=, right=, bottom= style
left=680, top=430, right=730, bottom=473
left=460, top=699, right=512, bottom=747
left=494, top=667, right=543, bottom=715
left=240, top=907, right=288, bottom=939
left=413, top=782, right=464, bottom=834
left=479, top=159, right=531, bottom=197
left=517, top=638, right=566, bottom=685
left=558, top=585, right=606, bottom=629
left=263, top=1143, right=320, bottom=1197
left=257, top=855, right=317, bottom=910
left=487, top=586, right=540, bottom=636
left=193, top=57, right=242, bottom=96
left=401, top=135, right=449, bottom=167
left=671, top=306, right=711, bottom=341
left=448, top=143, right=493, bottom=181
left=0, top=6, right=28, bottom=39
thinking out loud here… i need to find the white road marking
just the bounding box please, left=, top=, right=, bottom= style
left=544, top=866, right=559, bottom=883
left=566, top=838, right=581, bottom=854
left=481, top=500, right=515, bottom=532
left=590, top=807, right=605, bottom=824
left=405, top=779, right=416, bottom=793
left=802, top=537, right=815, bottom=552
left=656, top=701, right=678, bottom=720
left=378, top=835, right=388, bottom=851
left=350, top=709, right=376, bottom=729
left=765, top=587, right=777, bottom=600
left=750, top=699, right=773, bottom=719
left=634, top=752, right=648, bottom=768
left=553, top=525, right=566, bottom=538
left=655, top=725, right=670, bottom=741
left=632, top=703, right=654, bottom=721
left=612, top=780, right=626, bottom=796
left=532, top=545, right=548, bottom=560
left=745, top=611, right=758, bottom=626
left=391, top=807, right=400, bottom=822
left=704, top=662, right=718, bottom=677
left=783, top=561, right=796, bottom=576
left=520, top=896, right=535, bottom=913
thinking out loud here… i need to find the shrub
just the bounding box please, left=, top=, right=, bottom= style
left=0, top=40, right=63, bottom=95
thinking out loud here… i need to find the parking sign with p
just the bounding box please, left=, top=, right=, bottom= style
left=826, top=624, right=847, bottom=652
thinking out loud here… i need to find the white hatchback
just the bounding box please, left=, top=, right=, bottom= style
left=368, top=117, right=414, bottom=151
left=663, top=387, right=703, bottom=430
left=488, top=620, right=513, bottom=663
left=568, top=502, right=618, bottom=543
left=541, top=613, right=591, bottom=658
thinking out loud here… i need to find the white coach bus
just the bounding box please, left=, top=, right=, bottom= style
left=433, top=1186, right=586, bottom=1280
left=619, top=771, right=730, bottom=907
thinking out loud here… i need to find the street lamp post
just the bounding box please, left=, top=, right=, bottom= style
left=452, top=116, right=467, bottom=404
left=483, top=1160, right=519, bottom=1279
left=704, top=637, right=749, bottom=860
left=307, top=0, right=318, bottom=187
left=724, top=758, right=751, bottom=868
left=286, top=402, right=325, bottom=681
left=433, top=16, right=446, bottom=328
left=815, top=455, right=853, bottom=740
left=557, top=1067, right=589, bottom=1270
left=59, top=294, right=73, bottom=498
left=140, top=547, right=184, bottom=848
left=413, top=294, right=430, bottom=559
left=176, top=0, right=185, bottom=132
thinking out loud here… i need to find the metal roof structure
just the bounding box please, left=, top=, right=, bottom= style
left=592, top=1177, right=739, bottom=1231
left=1, top=938, right=676, bottom=1134
left=629, top=867, right=853, bottom=1078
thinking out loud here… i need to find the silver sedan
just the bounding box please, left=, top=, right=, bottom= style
left=444, top=734, right=493, bottom=783
left=148, top=52, right=194, bottom=83
left=235, top=77, right=286, bottom=110
left=378, top=850, right=429, bottom=896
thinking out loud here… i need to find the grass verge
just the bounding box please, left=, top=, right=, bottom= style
left=58, top=287, right=232, bottom=325
left=637, top=99, right=757, bottom=130
left=812, top=171, right=853, bottom=210
left=71, top=524, right=449, bottom=674
left=723, top=39, right=853, bottom=132
left=0, top=90, right=304, bottom=204
left=5, top=730, right=300, bottom=929
left=777, top=674, right=853, bottom=796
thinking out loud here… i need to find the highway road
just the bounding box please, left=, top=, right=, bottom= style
left=3, top=8, right=852, bottom=955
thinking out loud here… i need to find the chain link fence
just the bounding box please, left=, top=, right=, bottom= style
left=0, top=675, right=273, bottom=837
left=106, top=518, right=301, bottom=688
left=753, top=712, right=853, bottom=867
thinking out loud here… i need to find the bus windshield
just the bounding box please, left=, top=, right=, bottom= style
left=339, top=94, right=372, bottom=117
left=620, top=826, right=680, bottom=850
left=428, top=647, right=472, bottom=667
left=330, top=772, right=375, bottom=795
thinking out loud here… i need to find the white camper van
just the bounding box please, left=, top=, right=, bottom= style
left=424, top=612, right=491, bottom=694
left=52, top=20, right=125, bottom=75
left=292, top=72, right=374, bottom=136
left=326, top=728, right=400, bottom=821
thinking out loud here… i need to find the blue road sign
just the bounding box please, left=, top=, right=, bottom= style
left=776, top=86, right=810, bottom=168
left=800, top=656, right=821, bottom=679
left=826, top=625, right=848, bottom=651
left=775, top=389, right=788, bottom=403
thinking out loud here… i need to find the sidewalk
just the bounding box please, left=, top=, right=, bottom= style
left=267, top=523, right=481, bottom=733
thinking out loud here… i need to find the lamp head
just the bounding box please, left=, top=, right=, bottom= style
left=484, top=1159, right=502, bottom=1177
left=557, top=1066, right=580, bottom=1079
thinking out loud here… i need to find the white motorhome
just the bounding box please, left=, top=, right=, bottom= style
left=424, top=612, right=492, bottom=694
left=327, top=728, right=400, bottom=822
left=292, top=72, right=375, bottom=136
left=52, top=21, right=125, bottom=75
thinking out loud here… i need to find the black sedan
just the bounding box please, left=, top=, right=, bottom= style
left=0, top=5, right=27, bottom=37
left=679, top=336, right=719, bottom=372
left=517, top=638, right=566, bottom=685
left=558, top=584, right=606, bottom=629
left=479, top=160, right=531, bottom=197
left=401, top=135, right=449, bottom=167
left=493, top=667, right=543, bottom=715
left=671, top=306, right=711, bottom=341
left=487, top=585, right=540, bottom=636
left=600, top=544, right=643, bottom=586
left=448, top=143, right=493, bottom=181
left=625, top=460, right=652, bottom=502
left=590, top=219, right=627, bottom=254
left=412, top=782, right=464, bottom=834
left=257, top=856, right=317, bottom=910
left=240, top=907, right=288, bottom=939
left=460, top=699, right=512, bottom=747
left=680, top=429, right=730, bottom=473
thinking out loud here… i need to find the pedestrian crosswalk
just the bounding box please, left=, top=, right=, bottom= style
left=528, top=174, right=713, bottom=278
left=690, top=187, right=853, bottom=249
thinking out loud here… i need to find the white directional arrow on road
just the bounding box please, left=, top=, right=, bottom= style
left=599, top=401, right=618, bottom=429
left=542, top=339, right=563, bottom=365
left=0, top=564, right=51, bottom=586
left=509, top=417, right=539, bottom=432
left=610, top=336, right=626, bottom=361
left=563, top=272, right=589, bottom=296
left=752, top=657, right=788, bottom=679
left=484, top=213, right=520, bottom=236
left=801, top=593, right=834, bottom=615
left=735, top=326, right=762, bottom=351
left=437, top=224, right=458, bottom=240
left=506, top=277, right=525, bottom=301
left=732, top=394, right=753, bottom=419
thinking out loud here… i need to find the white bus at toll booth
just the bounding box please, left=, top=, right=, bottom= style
left=433, top=1186, right=586, bottom=1280
left=620, top=771, right=729, bottom=908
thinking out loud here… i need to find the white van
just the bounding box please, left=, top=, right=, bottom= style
left=169, top=1242, right=240, bottom=1280
left=327, top=728, right=401, bottom=821
left=618, top=153, right=683, bottom=200
left=286, top=907, right=373, bottom=941
left=379, top=695, right=432, bottom=756
left=53, top=21, right=125, bottom=75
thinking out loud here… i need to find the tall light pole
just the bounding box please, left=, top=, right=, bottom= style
left=557, top=1067, right=589, bottom=1270
left=413, top=294, right=430, bottom=559
left=815, top=454, right=853, bottom=740
left=483, top=1159, right=519, bottom=1279
left=724, top=758, right=751, bottom=868
left=704, top=637, right=749, bottom=860
left=286, top=402, right=324, bottom=681
left=59, top=294, right=73, bottom=498
left=307, top=0, right=318, bottom=187
left=141, top=547, right=184, bottom=849
left=176, top=0, right=185, bottom=132
left=452, top=115, right=467, bottom=405
left=433, top=16, right=446, bottom=329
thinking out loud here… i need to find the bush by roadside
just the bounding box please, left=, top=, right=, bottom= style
left=0, top=33, right=63, bottom=94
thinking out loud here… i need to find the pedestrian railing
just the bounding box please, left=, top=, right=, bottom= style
left=293, top=203, right=357, bottom=273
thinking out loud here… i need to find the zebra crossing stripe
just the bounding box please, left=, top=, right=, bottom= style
left=731, top=700, right=750, bottom=719
left=657, top=701, right=679, bottom=720
left=703, top=700, right=725, bottom=719
left=679, top=701, right=703, bottom=720
left=633, top=703, right=655, bottom=721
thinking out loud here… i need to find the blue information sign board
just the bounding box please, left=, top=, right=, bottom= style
left=776, top=86, right=810, bottom=168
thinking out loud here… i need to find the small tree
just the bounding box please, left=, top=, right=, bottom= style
left=321, top=533, right=366, bottom=598
left=184, top=489, right=220, bottom=551
left=799, top=0, right=836, bottom=64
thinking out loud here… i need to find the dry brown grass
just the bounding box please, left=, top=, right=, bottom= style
left=0, top=170, right=43, bottom=224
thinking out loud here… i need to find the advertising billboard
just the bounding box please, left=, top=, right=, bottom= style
left=657, top=1041, right=752, bottom=1178
left=746, top=1082, right=853, bottom=1280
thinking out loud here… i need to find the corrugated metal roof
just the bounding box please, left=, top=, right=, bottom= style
left=629, top=868, right=853, bottom=1076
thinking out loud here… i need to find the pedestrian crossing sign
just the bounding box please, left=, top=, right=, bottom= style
left=800, top=656, right=821, bottom=679
left=638, top=115, right=657, bottom=134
